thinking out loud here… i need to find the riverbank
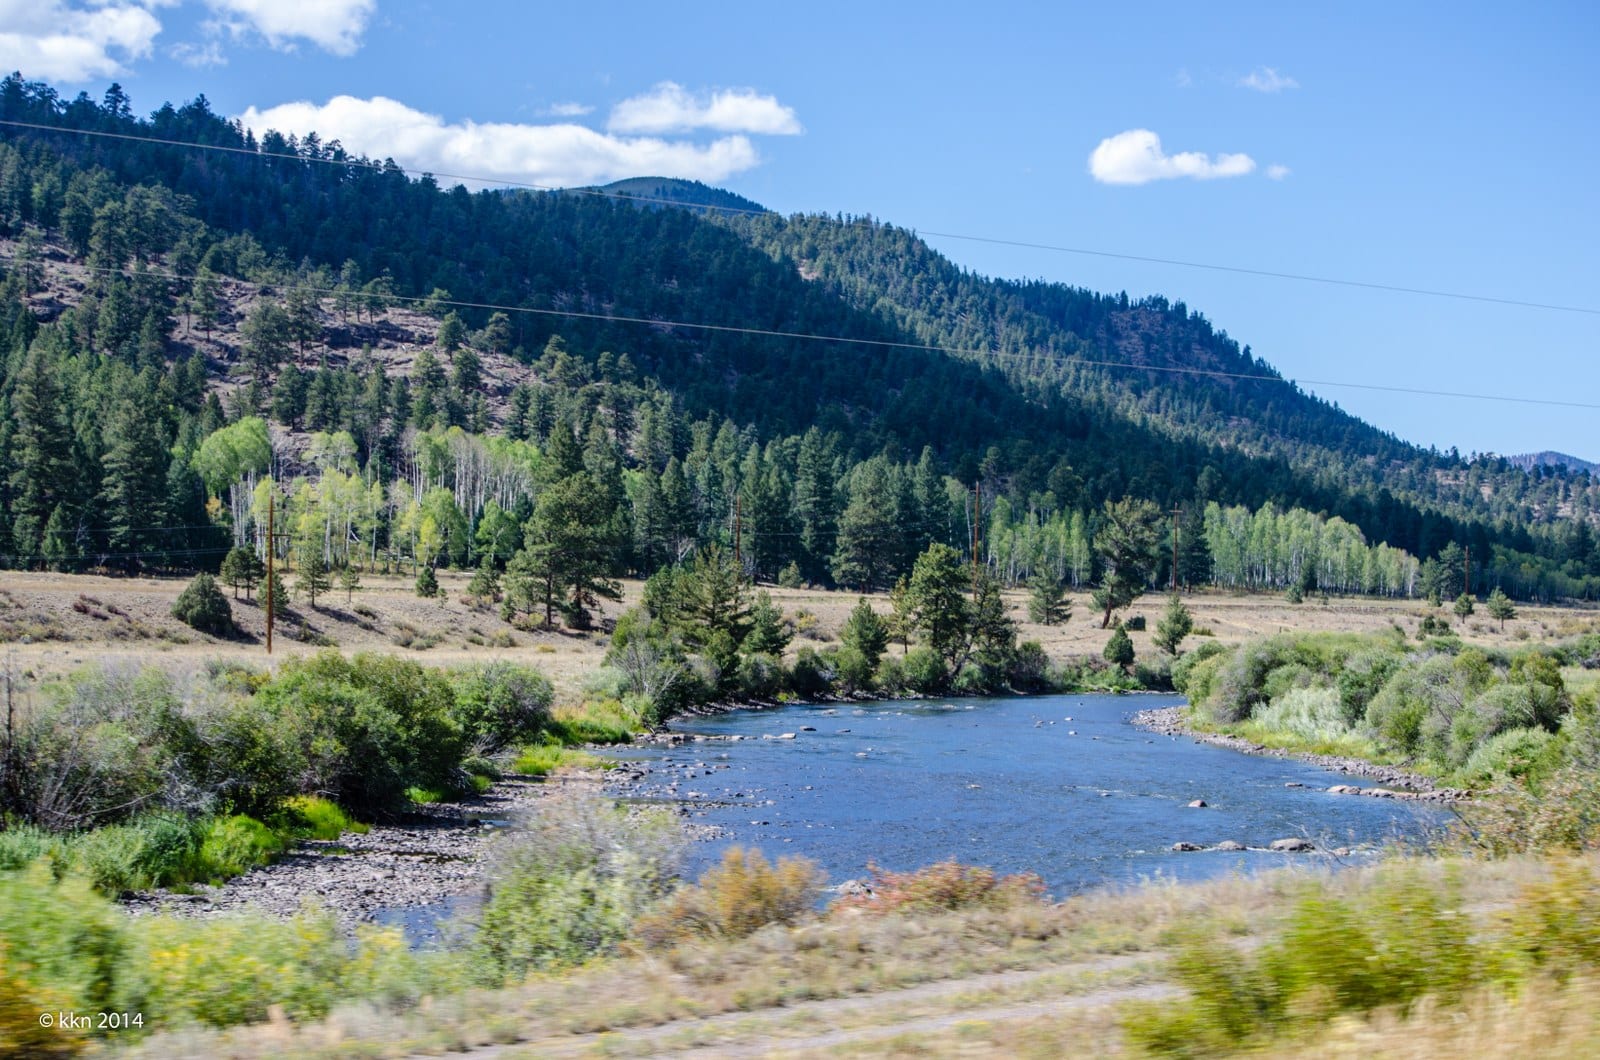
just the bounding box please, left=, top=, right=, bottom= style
left=1131, top=705, right=1468, bottom=801
left=119, top=775, right=573, bottom=925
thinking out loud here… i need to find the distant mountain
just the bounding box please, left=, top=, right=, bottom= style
left=1505, top=451, right=1598, bottom=474
left=583, top=177, right=768, bottom=216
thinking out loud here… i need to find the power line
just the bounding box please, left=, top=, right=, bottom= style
left=2, top=116, right=1596, bottom=319
left=13, top=252, right=1600, bottom=412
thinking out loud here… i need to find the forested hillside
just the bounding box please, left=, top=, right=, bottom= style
left=0, top=74, right=1594, bottom=601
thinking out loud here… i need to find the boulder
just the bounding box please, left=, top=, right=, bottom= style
left=1270, top=837, right=1316, bottom=853
left=1187, top=799, right=1208, bottom=808
left=1170, top=842, right=1205, bottom=852
left=1214, top=840, right=1246, bottom=852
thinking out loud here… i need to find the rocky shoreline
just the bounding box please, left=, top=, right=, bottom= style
left=121, top=775, right=571, bottom=925
left=1131, top=706, right=1468, bottom=802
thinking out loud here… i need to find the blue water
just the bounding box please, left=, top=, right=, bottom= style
left=601, top=694, right=1448, bottom=894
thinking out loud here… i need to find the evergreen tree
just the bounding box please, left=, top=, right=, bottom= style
left=260, top=565, right=287, bottom=616
left=676, top=543, right=752, bottom=651
left=6, top=346, right=74, bottom=562
left=217, top=544, right=262, bottom=601
left=1453, top=592, right=1475, bottom=619
left=294, top=547, right=332, bottom=609
left=172, top=572, right=232, bottom=635
left=1487, top=587, right=1516, bottom=631
left=519, top=471, right=623, bottom=628
left=742, top=590, right=791, bottom=655
left=466, top=556, right=501, bottom=603
left=99, top=386, right=169, bottom=570
left=337, top=563, right=361, bottom=603
left=1091, top=497, right=1163, bottom=628
left=1104, top=623, right=1135, bottom=670
left=969, top=572, right=1018, bottom=679
left=906, top=543, right=974, bottom=674
left=831, top=456, right=900, bottom=590
left=840, top=597, right=890, bottom=672
left=1026, top=572, right=1071, bottom=625
left=415, top=564, right=440, bottom=598
left=1153, top=593, right=1193, bottom=656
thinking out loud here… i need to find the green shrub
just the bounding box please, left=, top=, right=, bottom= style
left=0, top=865, right=449, bottom=1035
left=789, top=646, right=836, bottom=698
left=1250, top=687, right=1349, bottom=744
left=195, top=815, right=284, bottom=881
left=1172, top=640, right=1229, bottom=698
left=1208, top=638, right=1290, bottom=723
left=253, top=651, right=466, bottom=817
left=634, top=846, right=824, bottom=949
left=874, top=654, right=907, bottom=695
left=830, top=645, right=873, bottom=694
left=469, top=791, right=681, bottom=982
left=1458, top=727, right=1556, bottom=786
left=170, top=573, right=233, bottom=636
left=902, top=645, right=946, bottom=694
left=1336, top=648, right=1405, bottom=726
left=1009, top=640, right=1052, bottom=692
left=736, top=651, right=785, bottom=699
left=450, top=662, right=554, bottom=754
left=510, top=738, right=606, bottom=776
left=274, top=795, right=365, bottom=840
left=0, top=825, right=63, bottom=871
left=71, top=815, right=207, bottom=893
left=1122, top=865, right=1487, bottom=1054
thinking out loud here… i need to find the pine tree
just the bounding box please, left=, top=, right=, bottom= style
left=840, top=598, right=891, bottom=671
left=466, top=556, right=501, bottom=603
left=1153, top=593, right=1193, bottom=655
left=415, top=564, right=440, bottom=598
left=294, top=548, right=332, bottom=609
left=1091, top=497, right=1163, bottom=628
left=172, top=572, right=232, bottom=636
left=1026, top=572, right=1071, bottom=625
left=1487, top=587, right=1516, bottom=631
left=519, top=471, right=623, bottom=628
left=1453, top=593, right=1475, bottom=619
left=743, top=590, right=791, bottom=656
left=831, top=456, right=900, bottom=590
left=220, top=546, right=264, bottom=600
left=338, top=563, right=362, bottom=604
left=99, top=386, right=168, bottom=570
left=1104, top=623, right=1135, bottom=670
left=6, top=346, right=74, bottom=562
left=906, top=543, right=974, bottom=674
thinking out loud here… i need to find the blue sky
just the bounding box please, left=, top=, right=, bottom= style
left=7, top=1, right=1596, bottom=460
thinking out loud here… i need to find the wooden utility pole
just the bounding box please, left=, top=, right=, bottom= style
left=971, top=483, right=982, bottom=598
left=266, top=491, right=275, bottom=654
left=1169, top=506, right=1183, bottom=592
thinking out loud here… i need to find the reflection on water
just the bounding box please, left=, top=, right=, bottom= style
left=600, top=694, right=1448, bottom=894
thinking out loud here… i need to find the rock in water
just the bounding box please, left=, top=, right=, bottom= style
left=1187, top=799, right=1208, bottom=808
left=1270, top=837, right=1316, bottom=852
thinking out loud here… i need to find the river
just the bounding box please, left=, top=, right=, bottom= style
left=600, top=693, right=1450, bottom=894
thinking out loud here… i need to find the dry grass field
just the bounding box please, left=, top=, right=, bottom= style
left=0, top=568, right=1594, bottom=702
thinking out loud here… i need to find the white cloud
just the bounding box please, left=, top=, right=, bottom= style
left=1175, top=67, right=1192, bottom=88
left=1089, top=129, right=1256, bottom=186
left=170, top=38, right=226, bottom=68
left=0, top=0, right=163, bottom=81
left=239, top=95, right=766, bottom=188
left=1266, top=163, right=1291, bottom=180
left=546, top=101, right=593, bottom=118
left=608, top=81, right=801, bottom=135
left=204, top=0, right=374, bottom=56
left=1238, top=66, right=1299, bottom=93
